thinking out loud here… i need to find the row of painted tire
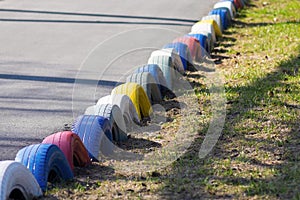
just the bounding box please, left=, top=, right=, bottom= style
left=0, top=0, right=247, bottom=199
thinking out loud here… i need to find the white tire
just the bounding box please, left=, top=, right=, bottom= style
left=85, top=104, right=127, bottom=141
left=214, top=1, right=236, bottom=19
left=202, top=14, right=223, bottom=32
left=150, top=49, right=185, bottom=74
left=191, top=22, right=217, bottom=44
left=97, top=94, right=140, bottom=131
left=0, top=161, right=42, bottom=200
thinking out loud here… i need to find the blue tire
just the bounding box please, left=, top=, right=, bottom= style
left=209, top=9, right=230, bottom=30
left=214, top=7, right=232, bottom=24
left=135, top=64, right=168, bottom=96
left=187, top=33, right=209, bottom=55
left=221, top=0, right=238, bottom=10
left=163, top=42, right=192, bottom=71
left=84, top=104, right=127, bottom=142
left=15, top=144, right=74, bottom=192
left=72, top=115, right=113, bottom=160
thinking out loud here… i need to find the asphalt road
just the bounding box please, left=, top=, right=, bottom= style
left=0, top=0, right=218, bottom=160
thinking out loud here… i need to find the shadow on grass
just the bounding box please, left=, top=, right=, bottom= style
left=157, top=23, right=300, bottom=200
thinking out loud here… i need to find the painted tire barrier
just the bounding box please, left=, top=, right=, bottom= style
left=85, top=104, right=127, bottom=142
left=163, top=42, right=193, bottom=71
left=222, top=0, right=243, bottom=10
left=15, top=144, right=74, bottom=192
left=189, top=31, right=213, bottom=53
left=151, top=48, right=185, bottom=74
left=240, top=0, right=246, bottom=7
left=112, top=83, right=152, bottom=120
left=214, top=1, right=237, bottom=19
left=202, top=14, right=223, bottom=32
left=214, top=7, right=233, bottom=23
left=7, top=1, right=249, bottom=198
left=191, top=22, right=217, bottom=45
left=173, top=36, right=202, bottom=63
left=200, top=19, right=223, bottom=38
left=0, top=160, right=42, bottom=200
left=209, top=8, right=230, bottom=30
left=126, top=72, right=162, bottom=104
left=97, top=94, right=140, bottom=130
left=187, top=33, right=209, bottom=56
left=72, top=115, right=113, bottom=159
left=236, top=0, right=244, bottom=9
left=135, top=64, right=168, bottom=96
left=42, top=131, right=91, bottom=171
left=148, top=55, right=177, bottom=90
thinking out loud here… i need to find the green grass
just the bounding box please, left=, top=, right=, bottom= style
left=193, top=0, right=299, bottom=198
left=159, top=0, right=300, bottom=199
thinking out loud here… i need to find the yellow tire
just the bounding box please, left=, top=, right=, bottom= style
left=111, top=83, right=152, bottom=120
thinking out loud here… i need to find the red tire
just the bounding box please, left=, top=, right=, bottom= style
left=42, top=131, right=91, bottom=171
left=234, top=0, right=243, bottom=9
left=173, top=36, right=202, bottom=63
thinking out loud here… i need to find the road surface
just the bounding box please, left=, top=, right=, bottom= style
left=0, top=0, right=218, bottom=160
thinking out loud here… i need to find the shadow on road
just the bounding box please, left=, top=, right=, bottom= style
left=0, top=73, right=120, bottom=86
left=0, top=8, right=198, bottom=23
left=0, top=18, right=194, bottom=26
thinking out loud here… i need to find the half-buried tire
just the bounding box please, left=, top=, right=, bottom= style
left=209, top=8, right=231, bottom=30
left=147, top=54, right=177, bottom=90
left=200, top=19, right=223, bottom=38
left=72, top=115, right=113, bottom=160
left=126, top=72, right=162, bottom=104
left=187, top=33, right=209, bottom=56
left=150, top=49, right=185, bottom=74
left=97, top=94, right=140, bottom=131
left=85, top=104, right=127, bottom=142
left=191, top=22, right=217, bottom=45
left=42, top=131, right=91, bottom=171
left=0, top=160, right=42, bottom=199
left=202, top=14, right=223, bottom=32
left=135, top=64, right=168, bottom=97
left=163, top=42, right=193, bottom=71
left=111, top=83, right=152, bottom=121
left=213, top=1, right=237, bottom=19
left=173, top=36, right=202, bottom=64
left=15, top=144, right=74, bottom=192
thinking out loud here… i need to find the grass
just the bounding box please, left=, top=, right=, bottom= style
left=44, top=0, right=300, bottom=199
left=160, top=0, right=300, bottom=199
left=182, top=0, right=299, bottom=198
